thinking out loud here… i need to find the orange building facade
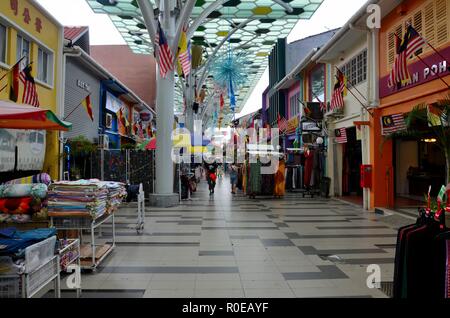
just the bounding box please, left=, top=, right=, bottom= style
left=370, top=0, right=450, bottom=209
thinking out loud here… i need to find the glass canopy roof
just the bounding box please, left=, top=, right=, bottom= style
left=86, top=0, right=324, bottom=119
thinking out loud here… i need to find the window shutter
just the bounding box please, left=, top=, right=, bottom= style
left=387, top=24, right=402, bottom=72
left=435, top=0, right=448, bottom=46
left=424, top=1, right=436, bottom=47
left=413, top=10, right=423, bottom=34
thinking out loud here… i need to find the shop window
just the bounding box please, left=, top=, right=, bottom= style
left=309, top=64, right=325, bottom=104
left=16, top=34, right=30, bottom=70
left=340, top=50, right=367, bottom=87
left=387, top=0, right=449, bottom=72
left=289, top=92, right=300, bottom=118
left=0, top=24, right=6, bottom=64
left=37, top=47, right=53, bottom=85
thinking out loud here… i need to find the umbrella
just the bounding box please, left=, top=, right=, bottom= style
left=0, top=100, right=72, bottom=131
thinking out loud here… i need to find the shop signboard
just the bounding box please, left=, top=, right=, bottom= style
left=380, top=48, right=450, bottom=98
left=105, top=92, right=123, bottom=113
left=16, top=130, right=45, bottom=171
left=0, top=129, right=45, bottom=172
left=0, top=129, right=16, bottom=172
left=301, top=121, right=322, bottom=132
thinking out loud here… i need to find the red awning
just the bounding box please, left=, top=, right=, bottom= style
left=0, top=100, right=72, bottom=131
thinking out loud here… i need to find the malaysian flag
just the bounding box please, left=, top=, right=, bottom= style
left=19, top=64, right=39, bottom=107
left=335, top=128, right=347, bottom=144
left=381, top=113, right=407, bottom=135
left=277, top=113, right=288, bottom=133
left=155, top=21, right=174, bottom=78
left=330, top=77, right=345, bottom=110
left=388, top=33, right=411, bottom=87
left=405, top=25, right=426, bottom=58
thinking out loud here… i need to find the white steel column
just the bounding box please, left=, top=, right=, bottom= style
left=155, top=0, right=176, bottom=195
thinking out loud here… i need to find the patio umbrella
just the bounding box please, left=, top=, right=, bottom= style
left=0, top=100, right=72, bottom=131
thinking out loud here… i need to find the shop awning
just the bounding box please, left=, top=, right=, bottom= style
left=0, top=100, right=72, bottom=131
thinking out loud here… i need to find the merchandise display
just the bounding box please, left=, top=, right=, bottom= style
left=4, top=174, right=52, bottom=186
left=47, top=179, right=126, bottom=219
left=0, top=184, right=49, bottom=224
left=393, top=204, right=450, bottom=298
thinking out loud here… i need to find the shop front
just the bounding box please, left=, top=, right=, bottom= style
left=0, top=0, right=64, bottom=180
left=371, top=0, right=450, bottom=209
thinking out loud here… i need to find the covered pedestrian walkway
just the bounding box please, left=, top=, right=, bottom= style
left=51, top=175, right=401, bottom=298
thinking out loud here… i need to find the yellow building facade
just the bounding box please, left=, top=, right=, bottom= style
left=0, top=0, right=64, bottom=179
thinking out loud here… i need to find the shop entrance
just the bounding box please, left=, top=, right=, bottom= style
left=341, top=127, right=363, bottom=205
left=394, top=135, right=445, bottom=208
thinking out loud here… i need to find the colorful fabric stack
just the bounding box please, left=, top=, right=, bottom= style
left=4, top=173, right=51, bottom=186
left=103, top=182, right=127, bottom=213
left=47, top=179, right=126, bottom=219
left=0, top=184, right=48, bottom=224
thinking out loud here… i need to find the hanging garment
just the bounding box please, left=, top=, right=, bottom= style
left=431, top=231, right=450, bottom=298
left=274, top=159, right=286, bottom=197
left=285, top=167, right=293, bottom=190
left=303, top=150, right=314, bottom=188
left=393, top=212, right=448, bottom=299
left=447, top=240, right=450, bottom=298
left=393, top=222, right=420, bottom=298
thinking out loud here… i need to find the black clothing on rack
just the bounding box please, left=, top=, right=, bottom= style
left=393, top=209, right=449, bottom=298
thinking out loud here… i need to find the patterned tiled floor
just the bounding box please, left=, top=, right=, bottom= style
left=55, top=176, right=402, bottom=298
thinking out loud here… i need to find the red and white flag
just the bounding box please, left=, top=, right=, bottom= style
left=19, top=64, right=39, bottom=107
left=335, top=128, right=347, bottom=144
left=155, top=21, right=174, bottom=78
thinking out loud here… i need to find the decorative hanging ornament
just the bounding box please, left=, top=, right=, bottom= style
left=210, top=51, right=249, bottom=112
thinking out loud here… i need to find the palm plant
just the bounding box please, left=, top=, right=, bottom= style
left=384, top=91, right=450, bottom=184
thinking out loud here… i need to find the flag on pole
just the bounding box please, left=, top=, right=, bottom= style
left=427, top=104, right=443, bottom=127
left=9, top=60, right=20, bottom=102
left=394, top=33, right=411, bottom=84
left=405, top=25, right=426, bottom=58
left=438, top=185, right=446, bottom=203
left=82, top=94, right=94, bottom=121
left=303, top=102, right=312, bottom=115
left=219, top=93, right=224, bottom=110
left=277, top=113, right=288, bottom=133
left=155, top=21, right=174, bottom=78
left=381, top=113, right=407, bottom=135
left=177, top=26, right=191, bottom=76
left=330, top=74, right=345, bottom=110
left=337, top=70, right=347, bottom=97
left=229, top=78, right=236, bottom=111
left=335, top=128, right=347, bottom=144
left=19, top=64, right=39, bottom=107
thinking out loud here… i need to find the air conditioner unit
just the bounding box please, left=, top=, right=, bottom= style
left=98, top=134, right=109, bottom=150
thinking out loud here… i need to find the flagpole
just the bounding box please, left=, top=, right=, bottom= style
left=405, top=23, right=449, bottom=62
left=64, top=93, right=92, bottom=121
left=333, top=66, right=373, bottom=117
left=334, top=66, right=368, bottom=102
left=309, top=90, right=327, bottom=112
left=0, top=56, right=26, bottom=83
left=394, top=32, right=450, bottom=90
